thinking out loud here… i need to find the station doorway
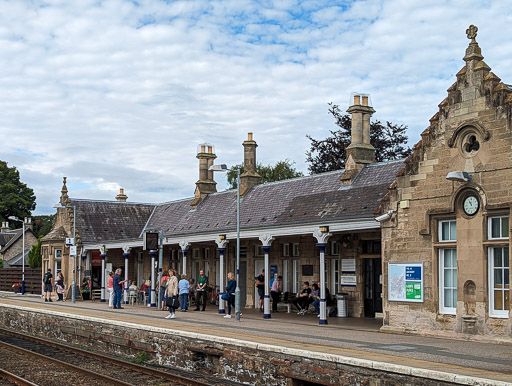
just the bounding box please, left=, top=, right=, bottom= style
left=363, top=258, right=382, bottom=318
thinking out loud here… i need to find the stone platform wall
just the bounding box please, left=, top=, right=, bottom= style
left=0, top=305, right=459, bottom=385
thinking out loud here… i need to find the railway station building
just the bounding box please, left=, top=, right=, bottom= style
left=40, top=26, right=512, bottom=339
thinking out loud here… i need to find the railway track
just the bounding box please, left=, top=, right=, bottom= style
left=0, top=327, right=234, bottom=385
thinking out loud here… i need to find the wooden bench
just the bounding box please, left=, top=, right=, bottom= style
left=275, top=292, right=296, bottom=313
left=91, top=289, right=102, bottom=301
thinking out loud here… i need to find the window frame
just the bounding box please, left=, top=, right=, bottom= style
left=439, top=248, right=457, bottom=315
left=488, top=246, right=510, bottom=318
left=438, top=220, right=457, bottom=242
left=488, top=216, right=509, bottom=240
left=282, top=243, right=290, bottom=257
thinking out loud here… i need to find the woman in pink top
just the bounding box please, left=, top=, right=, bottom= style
left=107, top=271, right=114, bottom=309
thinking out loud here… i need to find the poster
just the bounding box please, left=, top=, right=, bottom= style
left=340, top=275, right=357, bottom=287
left=341, top=258, right=356, bottom=273
left=388, top=263, right=423, bottom=302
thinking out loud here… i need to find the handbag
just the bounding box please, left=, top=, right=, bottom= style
left=171, top=297, right=179, bottom=309
left=221, top=292, right=229, bottom=301
left=165, top=297, right=174, bottom=307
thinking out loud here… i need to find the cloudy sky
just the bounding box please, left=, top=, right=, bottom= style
left=1, top=0, right=511, bottom=215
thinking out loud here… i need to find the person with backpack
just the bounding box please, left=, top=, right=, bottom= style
left=43, top=268, right=53, bottom=302
left=160, top=271, right=169, bottom=310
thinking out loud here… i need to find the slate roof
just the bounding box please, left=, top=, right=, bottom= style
left=146, top=159, right=404, bottom=238
left=69, top=200, right=156, bottom=243
left=0, top=228, right=36, bottom=253
left=0, top=232, right=16, bottom=248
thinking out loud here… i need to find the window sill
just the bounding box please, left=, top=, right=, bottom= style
left=488, top=313, right=510, bottom=319
left=439, top=310, right=456, bottom=316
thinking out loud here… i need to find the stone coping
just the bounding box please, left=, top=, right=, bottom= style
left=0, top=303, right=509, bottom=386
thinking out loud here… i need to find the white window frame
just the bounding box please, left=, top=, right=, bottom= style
left=192, top=248, right=200, bottom=259
left=330, top=258, right=339, bottom=293
left=438, top=220, right=456, bottom=242
left=488, top=216, right=509, bottom=240
left=292, top=259, right=299, bottom=293
left=282, top=260, right=290, bottom=293
left=204, top=247, right=210, bottom=259
left=292, top=243, right=299, bottom=257
left=254, top=245, right=264, bottom=257
left=282, top=243, right=290, bottom=257
left=439, top=248, right=457, bottom=315
left=331, top=241, right=340, bottom=256
left=55, top=249, right=62, bottom=259
left=488, top=246, right=510, bottom=318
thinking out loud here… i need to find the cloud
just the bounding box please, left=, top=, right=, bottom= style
left=0, top=0, right=511, bottom=215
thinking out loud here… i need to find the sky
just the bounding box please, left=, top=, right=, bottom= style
left=1, top=0, right=512, bottom=215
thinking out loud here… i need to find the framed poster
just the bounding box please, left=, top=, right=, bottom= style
left=340, top=275, right=357, bottom=287
left=302, top=265, right=313, bottom=276
left=388, top=262, right=423, bottom=302
left=341, top=259, right=356, bottom=273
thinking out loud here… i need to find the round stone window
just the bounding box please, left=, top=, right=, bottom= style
left=461, top=132, right=480, bottom=157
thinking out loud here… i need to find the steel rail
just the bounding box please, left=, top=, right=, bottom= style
left=0, top=368, right=38, bottom=386
left=0, top=327, right=211, bottom=386
left=0, top=339, right=131, bottom=385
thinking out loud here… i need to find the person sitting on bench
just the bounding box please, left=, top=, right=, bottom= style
left=292, top=281, right=312, bottom=315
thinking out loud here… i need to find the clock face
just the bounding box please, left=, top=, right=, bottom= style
left=463, top=195, right=479, bottom=216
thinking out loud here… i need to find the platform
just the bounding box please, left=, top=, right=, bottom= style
left=0, top=294, right=511, bottom=385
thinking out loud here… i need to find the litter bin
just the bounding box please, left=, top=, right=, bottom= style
left=336, top=293, right=348, bottom=317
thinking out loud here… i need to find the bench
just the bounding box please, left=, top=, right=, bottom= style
left=275, top=292, right=296, bottom=313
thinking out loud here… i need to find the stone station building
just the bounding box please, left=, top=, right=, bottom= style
left=40, top=26, right=512, bottom=339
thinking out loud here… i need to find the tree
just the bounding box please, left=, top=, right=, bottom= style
left=306, top=103, right=413, bottom=174
left=28, top=236, right=42, bottom=268
left=33, top=215, right=54, bottom=237
left=227, top=160, right=304, bottom=189
left=0, top=161, right=36, bottom=224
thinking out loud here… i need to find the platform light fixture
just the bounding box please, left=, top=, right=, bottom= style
left=54, top=202, right=77, bottom=303
left=209, top=163, right=241, bottom=322
left=219, top=234, right=227, bottom=240
left=319, top=226, right=329, bottom=233
left=446, top=171, right=472, bottom=183
left=7, top=216, right=26, bottom=295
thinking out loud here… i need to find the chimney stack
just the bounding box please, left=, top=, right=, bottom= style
left=116, top=188, right=128, bottom=202
left=191, top=143, right=217, bottom=207
left=340, top=93, right=376, bottom=184
left=24, top=217, right=33, bottom=231
left=0, top=222, right=9, bottom=232
left=240, top=132, right=261, bottom=195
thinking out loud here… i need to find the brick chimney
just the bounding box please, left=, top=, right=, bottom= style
left=116, top=188, right=128, bottom=202
left=0, top=222, right=9, bottom=232
left=240, top=132, right=261, bottom=195
left=191, top=143, right=217, bottom=207
left=340, top=93, right=376, bottom=184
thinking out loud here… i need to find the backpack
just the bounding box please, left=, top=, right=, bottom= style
left=43, top=273, right=52, bottom=284
left=161, top=279, right=168, bottom=288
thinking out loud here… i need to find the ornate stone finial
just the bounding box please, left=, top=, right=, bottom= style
left=179, top=240, right=190, bottom=251
left=258, top=234, right=274, bottom=247
left=466, top=25, right=478, bottom=43
left=60, top=176, right=69, bottom=204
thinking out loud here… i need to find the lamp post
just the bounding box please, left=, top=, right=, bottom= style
left=209, top=164, right=241, bottom=322
left=54, top=203, right=77, bottom=303
left=7, top=216, right=26, bottom=295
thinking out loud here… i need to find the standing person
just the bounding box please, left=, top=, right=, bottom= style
left=188, top=278, right=196, bottom=307
left=255, top=269, right=265, bottom=312
left=178, top=273, right=189, bottom=311
left=271, top=275, right=282, bottom=313
left=223, top=272, right=236, bottom=319
left=55, top=272, right=65, bottom=301
left=113, top=268, right=127, bottom=310
left=43, top=268, right=53, bottom=302
left=165, top=269, right=178, bottom=319
left=194, top=269, right=208, bottom=311
left=107, top=271, right=115, bottom=309
left=160, top=271, right=169, bottom=311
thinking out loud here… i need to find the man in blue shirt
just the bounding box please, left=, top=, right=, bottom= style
left=113, top=268, right=127, bottom=309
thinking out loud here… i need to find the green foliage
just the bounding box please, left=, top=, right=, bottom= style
left=227, top=160, right=304, bottom=189
left=32, top=215, right=54, bottom=237
left=306, top=103, right=413, bottom=173
left=0, top=161, right=36, bottom=223
left=134, top=351, right=148, bottom=364
left=28, top=236, right=42, bottom=268
left=0, top=259, right=4, bottom=268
